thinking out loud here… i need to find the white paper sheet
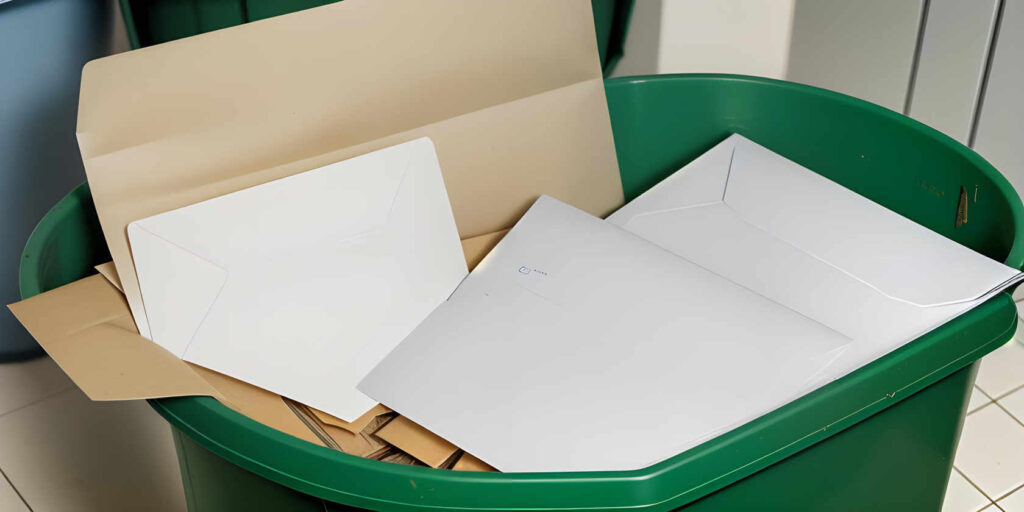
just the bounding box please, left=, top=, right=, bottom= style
left=607, top=134, right=1024, bottom=378
left=359, top=196, right=852, bottom=472
left=360, top=135, right=1024, bottom=472
left=128, top=137, right=467, bottom=421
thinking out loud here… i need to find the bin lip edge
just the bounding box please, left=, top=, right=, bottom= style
left=604, top=73, right=1024, bottom=271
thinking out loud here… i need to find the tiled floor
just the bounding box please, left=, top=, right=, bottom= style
left=0, top=357, right=184, bottom=511
left=944, top=333, right=1024, bottom=512
left=1, top=334, right=1023, bottom=510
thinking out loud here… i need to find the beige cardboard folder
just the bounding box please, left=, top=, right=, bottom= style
left=76, top=0, right=622, bottom=341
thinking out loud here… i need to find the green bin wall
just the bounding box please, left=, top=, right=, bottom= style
left=19, top=76, right=1024, bottom=510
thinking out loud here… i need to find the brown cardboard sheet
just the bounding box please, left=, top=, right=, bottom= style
left=8, top=274, right=325, bottom=445
left=94, top=262, right=122, bottom=292
left=75, top=0, right=622, bottom=341
left=9, top=227, right=512, bottom=447
left=461, top=229, right=509, bottom=271
left=9, top=275, right=215, bottom=401
left=311, top=404, right=391, bottom=435
left=452, top=453, right=497, bottom=472
left=375, top=415, right=459, bottom=468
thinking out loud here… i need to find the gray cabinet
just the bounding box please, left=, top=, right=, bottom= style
left=787, top=0, right=925, bottom=112
left=908, top=0, right=1000, bottom=144
left=973, top=0, right=1024, bottom=196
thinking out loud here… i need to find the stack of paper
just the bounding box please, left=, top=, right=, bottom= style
left=358, top=134, right=1024, bottom=472
left=128, top=138, right=467, bottom=422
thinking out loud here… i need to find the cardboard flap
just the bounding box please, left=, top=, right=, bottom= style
left=94, top=262, right=123, bottom=292
left=460, top=229, right=509, bottom=271
left=7, top=275, right=218, bottom=401
left=77, top=0, right=622, bottom=342
left=189, top=366, right=325, bottom=447
left=452, top=453, right=497, bottom=472
left=375, top=415, right=458, bottom=468
left=311, top=404, right=391, bottom=434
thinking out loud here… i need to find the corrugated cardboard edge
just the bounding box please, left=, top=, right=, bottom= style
left=310, top=404, right=391, bottom=434
left=375, top=415, right=459, bottom=468
left=452, top=452, right=497, bottom=472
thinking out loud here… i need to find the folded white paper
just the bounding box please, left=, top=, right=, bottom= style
left=607, top=134, right=1024, bottom=379
left=128, top=137, right=468, bottom=421
left=359, top=195, right=852, bottom=472
left=361, top=135, right=1024, bottom=472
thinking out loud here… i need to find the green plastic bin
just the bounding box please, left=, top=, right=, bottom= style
left=19, top=75, right=1024, bottom=511
left=117, top=0, right=634, bottom=76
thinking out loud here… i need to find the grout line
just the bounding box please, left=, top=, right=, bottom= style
left=991, top=399, right=1024, bottom=431
left=0, top=387, right=77, bottom=421
left=0, top=466, right=33, bottom=512
left=956, top=397, right=1024, bottom=506
left=971, top=403, right=1024, bottom=502
left=978, top=386, right=997, bottom=401
left=970, top=400, right=996, bottom=416
left=969, top=386, right=996, bottom=415
left=994, top=480, right=1024, bottom=503
left=955, top=466, right=999, bottom=507
left=991, top=381, right=1024, bottom=402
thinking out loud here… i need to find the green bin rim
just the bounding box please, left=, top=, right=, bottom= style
left=18, top=74, right=1024, bottom=511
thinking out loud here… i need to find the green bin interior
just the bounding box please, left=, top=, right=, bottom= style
left=117, top=0, right=634, bottom=76
left=18, top=75, right=1024, bottom=511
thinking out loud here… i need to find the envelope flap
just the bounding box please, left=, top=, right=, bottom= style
left=129, top=136, right=414, bottom=260
left=127, top=223, right=229, bottom=353
left=723, top=135, right=1021, bottom=307
left=607, top=137, right=734, bottom=226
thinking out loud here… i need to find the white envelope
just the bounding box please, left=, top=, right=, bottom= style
left=359, top=195, right=852, bottom=472
left=128, top=137, right=467, bottom=421
left=607, top=134, right=1024, bottom=377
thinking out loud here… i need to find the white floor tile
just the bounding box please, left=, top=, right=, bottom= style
left=0, top=472, right=29, bottom=512
left=1000, top=486, right=1024, bottom=512
left=943, top=470, right=992, bottom=512
left=975, top=339, right=1024, bottom=399
left=1000, top=387, right=1024, bottom=424
left=0, top=356, right=74, bottom=416
left=979, top=505, right=999, bottom=512
left=955, top=405, right=1024, bottom=499
left=970, top=387, right=993, bottom=414
left=0, top=388, right=185, bottom=512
